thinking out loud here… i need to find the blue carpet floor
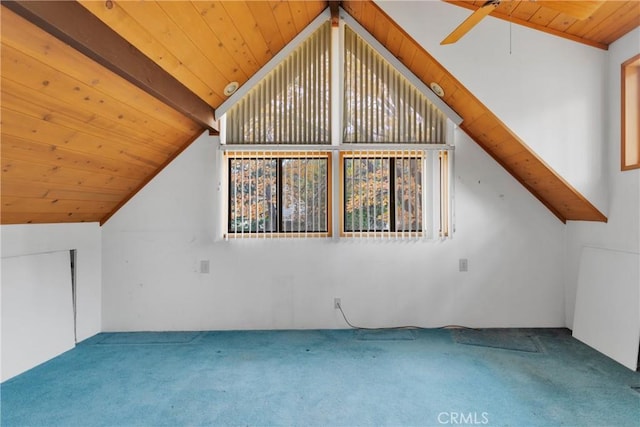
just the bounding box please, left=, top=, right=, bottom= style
left=1, top=328, right=638, bottom=426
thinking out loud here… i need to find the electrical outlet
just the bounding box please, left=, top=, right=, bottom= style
left=200, top=260, right=210, bottom=274
left=459, top=258, right=468, bottom=272
left=334, top=298, right=341, bottom=309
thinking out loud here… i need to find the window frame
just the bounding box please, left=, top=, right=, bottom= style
left=225, top=151, right=332, bottom=239
left=339, top=151, right=425, bottom=238
left=337, top=149, right=456, bottom=240
left=219, top=16, right=459, bottom=241
left=622, top=53, right=640, bottom=171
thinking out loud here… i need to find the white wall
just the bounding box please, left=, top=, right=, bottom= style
left=101, top=127, right=565, bottom=331
left=1, top=223, right=102, bottom=342
left=565, top=28, right=640, bottom=328
left=2, top=250, right=75, bottom=381
left=0, top=2, right=632, bottom=377
left=374, top=0, right=608, bottom=212
left=101, top=1, right=624, bottom=332
left=381, top=2, right=639, bottom=365
left=572, top=246, right=639, bottom=370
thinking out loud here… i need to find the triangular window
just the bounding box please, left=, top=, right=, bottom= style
left=343, top=26, right=446, bottom=143
left=225, top=22, right=331, bottom=144
left=221, top=12, right=454, bottom=240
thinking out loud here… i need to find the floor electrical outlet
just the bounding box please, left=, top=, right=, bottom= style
left=334, top=298, right=341, bottom=309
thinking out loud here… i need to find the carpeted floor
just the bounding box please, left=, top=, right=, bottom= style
left=1, top=328, right=638, bottom=426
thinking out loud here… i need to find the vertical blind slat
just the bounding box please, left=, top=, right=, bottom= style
left=227, top=23, right=330, bottom=144
left=342, top=151, right=425, bottom=240
left=343, top=26, right=445, bottom=144
left=227, top=152, right=329, bottom=238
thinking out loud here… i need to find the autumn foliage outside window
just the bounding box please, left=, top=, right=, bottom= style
left=223, top=22, right=454, bottom=240
left=342, top=152, right=424, bottom=237
left=227, top=153, right=330, bottom=237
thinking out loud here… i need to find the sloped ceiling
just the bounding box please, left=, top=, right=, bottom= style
left=1, top=1, right=325, bottom=224
left=341, top=0, right=621, bottom=222
left=1, top=7, right=204, bottom=224
left=1, top=0, right=638, bottom=225
left=445, top=0, right=640, bottom=49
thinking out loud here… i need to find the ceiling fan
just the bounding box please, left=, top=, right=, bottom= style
left=440, top=0, right=604, bottom=45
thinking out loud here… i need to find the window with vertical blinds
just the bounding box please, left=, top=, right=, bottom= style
left=227, top=152, right=331, bottom=238
left=439, top=150, right=450, bottom=238
left=225, top=22, right=331, bottom=145
left=341, top=150, right=451, bottom=239
left=342, top=151, right=423, bottom=237
left=343, top=26, right=446, bottom=144
left=222, top=16, right=455, bottom=240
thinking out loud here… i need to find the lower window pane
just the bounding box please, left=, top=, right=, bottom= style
left=229, top=158, right=278, bottom=233
left=395, top=158, right=422, bottom=232
left=344, top=156, right=422, bottom=233
left=344, top=158, right=391, bottom=232
left=281, top=158, right=328, bottom=232
left=228, top=156, right=328, bottom=235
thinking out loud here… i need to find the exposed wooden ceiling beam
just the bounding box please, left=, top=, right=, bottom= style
left=330, top=1, right=341, bottom=27
left=343, top=0, right=607, bottom=223
left=2, top=0, right=219, bottom=134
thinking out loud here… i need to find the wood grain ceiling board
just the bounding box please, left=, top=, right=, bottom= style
left=343, top=0, right=607, bottom=222
left=78, top=1, right=327, bottom=111
left=2, top=1, right=218, bottom=133
left=4, top=1, right=628, bottom=226
left=444, top=1, right=640, bottom=49
left=1, top=8, right=201, bottom=225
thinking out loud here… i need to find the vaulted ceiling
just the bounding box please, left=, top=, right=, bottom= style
left=2, top=1, right=638, bottom=225
left=445, top=0, right=640, bottom=49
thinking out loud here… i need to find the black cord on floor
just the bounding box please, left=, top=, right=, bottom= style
left=336, top=301, right=477, bottom=331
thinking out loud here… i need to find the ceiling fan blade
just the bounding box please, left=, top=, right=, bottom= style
left=539, top=1, right=604, bottom=20
left=441, top=1, right=499, bottom=45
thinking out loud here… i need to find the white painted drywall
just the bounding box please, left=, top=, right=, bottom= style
left=370, top=4, right=640, bottom=365
left=573, top=246, right=639, bottom=370
left=101, top=3, right=611, bottom=332
left=565, top=28, right=640, bottom=369
left=101, top=126, right=565, bottom=331
left=1, top=250, right=75, bottom=381
left=566, top=28, right=640, bottom=327
left=374, top=0, right=608, bottom=212
left=1, top=223, right=102, bottom=342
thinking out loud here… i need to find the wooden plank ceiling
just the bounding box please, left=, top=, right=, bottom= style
left=342, top=0, right=620, bottom=222
left=0, top=1, right=325, bottom=225
left=2, top=0, right=636, bottom=225
left=1, top=8, right=203, bottom=224
left=77, top=0, right=326, bottom=112
left=444, top=0, right=640, bottom=49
